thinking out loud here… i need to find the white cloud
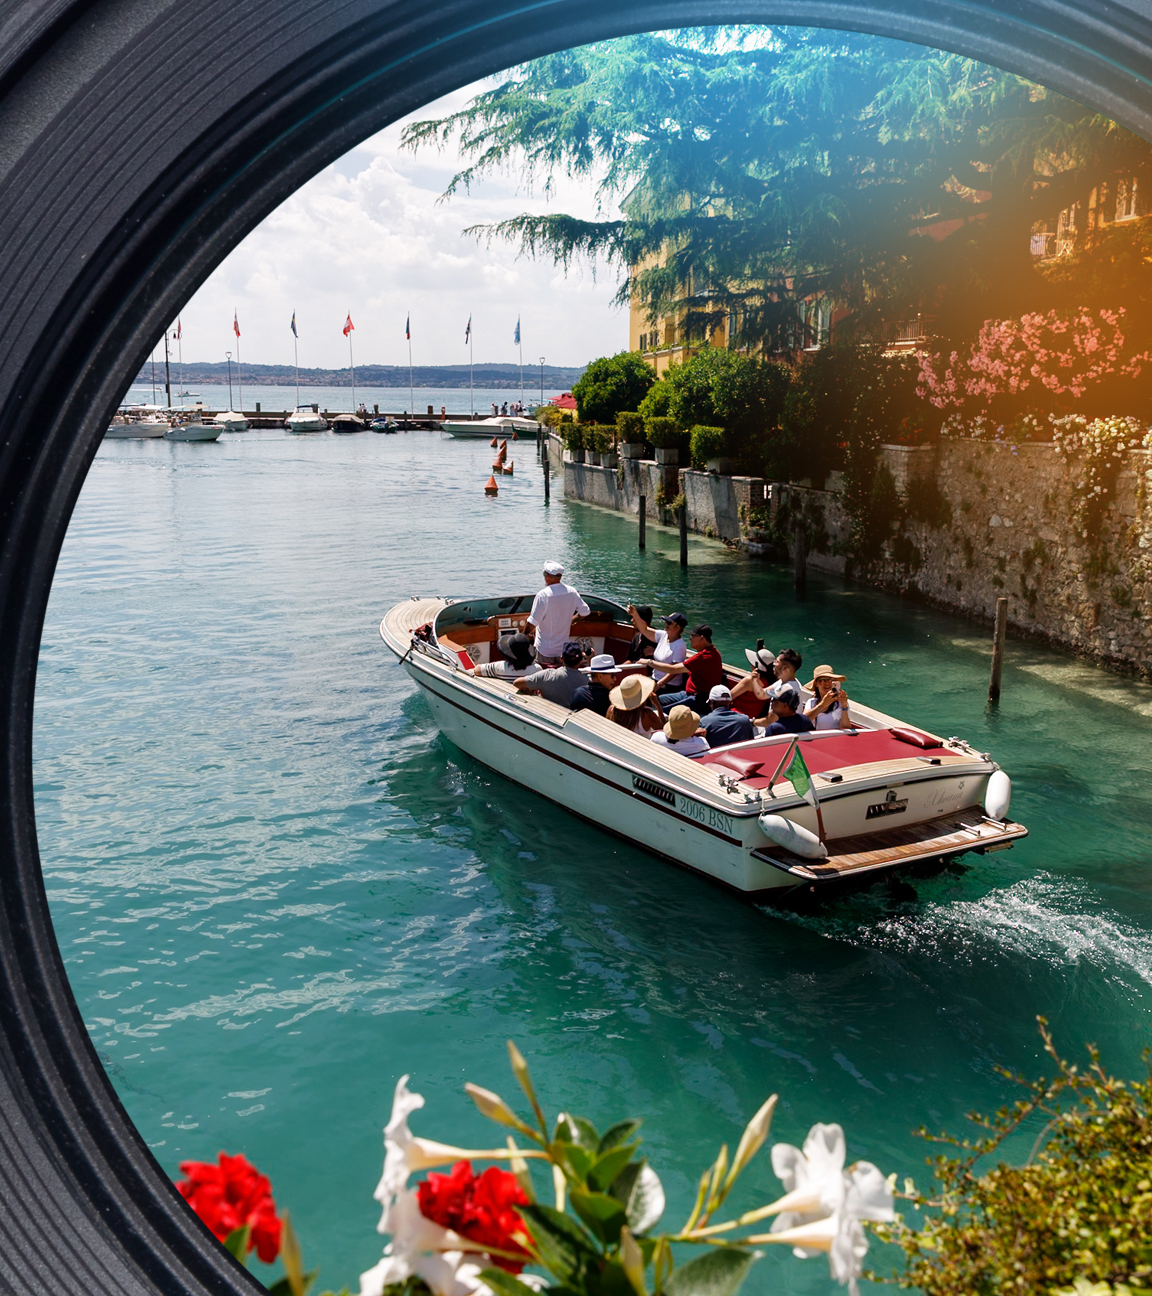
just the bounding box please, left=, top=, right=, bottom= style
left=172, top=85, right=625, bottom=370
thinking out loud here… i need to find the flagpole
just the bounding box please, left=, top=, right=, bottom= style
left=349, top=328, right=356, bottom=411
left=469, top=323, right=474, bottom=417
left=237, top=332, right=243, bottom=414
left=519, top=334, right=524, bottom=409
left=177, top=322, right=184, bottom=403
left=408, top=325, right=414, bottom=419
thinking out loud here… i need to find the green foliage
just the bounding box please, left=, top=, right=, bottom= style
left=638, top=380, right=673, bottom=421
left=881, top=1021, right=1152, bottom=1295
left=644, top=416, right=686, bottom=450
left=664, top=348, right=790, bottom=466
left=562, top=423, right=585, bottom=451
left=585, top=424, right=617, bottom=453
left=403, top=30, right=1152, bottom=347
left=535, top=404, right=571, bottom=428
left=689, top=426, right=728, bottom=469
left=571, top=352, right=655, bottom=424
left=616, top=411, right=645, bottom=442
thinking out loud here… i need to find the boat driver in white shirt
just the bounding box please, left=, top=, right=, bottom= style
left=527, top=561, right=590, bottom=665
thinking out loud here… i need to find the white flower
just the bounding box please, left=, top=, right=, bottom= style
left=750, top=1125, right=894, bottom=1296
left=363, top=1076, right=498, bottom=1296
left=375, top=1076, right=478, bottom=1234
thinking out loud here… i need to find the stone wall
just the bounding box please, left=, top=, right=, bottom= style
left=786, top=442, right=1152, bottom=674
left=555, top=433, right=1152, bottom=673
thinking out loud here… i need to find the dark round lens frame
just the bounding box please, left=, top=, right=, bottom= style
left=0, top=1, right=1149, bottom=1291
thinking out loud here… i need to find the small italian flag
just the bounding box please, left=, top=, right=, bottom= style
left=782, top=744, right=817, bottom=807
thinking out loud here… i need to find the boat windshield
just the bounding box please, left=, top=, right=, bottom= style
left=434, top=593, right=629, bottom=639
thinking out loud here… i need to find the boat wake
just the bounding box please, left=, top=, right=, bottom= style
left=794, top=872, right=1152, bottom=991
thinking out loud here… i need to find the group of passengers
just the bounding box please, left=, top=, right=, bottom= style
left=465, top=561, right=853, bottom=755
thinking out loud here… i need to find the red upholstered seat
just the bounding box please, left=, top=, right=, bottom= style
left=694, top=728, right=945, bottom=786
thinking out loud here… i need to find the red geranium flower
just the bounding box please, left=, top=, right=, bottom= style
left=176, top=1152, right=283, bottom=1264
left=417, top=1160, right=530, bottom=1272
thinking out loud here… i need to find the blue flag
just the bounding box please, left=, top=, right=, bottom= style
left=465, top=314, right=472, bottom=343
left=514, top=316, right=521, bottom=345
left=405, top=313, right=410, bottom=341
left=290, top=312, right=298, bottom=338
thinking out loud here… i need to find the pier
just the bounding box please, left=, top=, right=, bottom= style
left=168, top=405, right=505, bottom=430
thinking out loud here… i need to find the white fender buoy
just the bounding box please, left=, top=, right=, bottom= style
left=984, top=770, right=1012, bottom=821
left=758, top=813, right=828, bottom=861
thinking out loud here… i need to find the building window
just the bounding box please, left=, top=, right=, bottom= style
left=1117, top=177, right=1139, bottom=220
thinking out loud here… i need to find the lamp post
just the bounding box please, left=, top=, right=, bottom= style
left=225, top=350, right=233, bottom=411
left=539, top=356, right=545, bottom=406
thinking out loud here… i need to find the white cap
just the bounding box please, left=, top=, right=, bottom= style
left=590, top=654, right=621, bottom=673
left=708, top=684, right=732, bottom=704
left=543, top=560, right=564, bottom=576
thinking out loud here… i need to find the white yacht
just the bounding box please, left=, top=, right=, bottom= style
left=442, top=415, right=540, bottom=439
left=285, top=407, right=328, bottom=433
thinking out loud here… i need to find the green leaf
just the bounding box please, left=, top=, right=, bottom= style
left=223, top=1224, right=251, bottom=1263
left=569, top=1189, right=629, bottom=1246
left=598, top=1121, right=641, bottom=1155
left=556, top=1140, right=593, bottom=1181
left=568, top=1115, right=601, bottom=1152
left=478, top=1269, right=540, bottom=1296
left=610, top=1160, right=665, bottom=1235
left=664, top=1248, right=757, bottom=1296
left=588, top=1145, right=637, bottom=1193
left=520, top=1203, right=598, bottom=1281
left=267, top=1277, right=317, bottom=1296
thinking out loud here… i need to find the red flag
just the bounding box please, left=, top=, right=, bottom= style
left=233, top=311, right=240, bottom=339
left=343, top=313, right=355, bottom=337
left=176, top=317, right=182, bottom=340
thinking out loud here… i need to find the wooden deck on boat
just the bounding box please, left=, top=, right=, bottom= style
left=751, top=806, right=1028, bottom=884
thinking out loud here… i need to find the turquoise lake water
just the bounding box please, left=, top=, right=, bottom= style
left=34, top=429, right=1152, bottom=1293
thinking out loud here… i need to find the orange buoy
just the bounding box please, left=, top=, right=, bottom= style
left=484, top=474, right=499, bottom=495
left=502, top=462, right=514, bottom=474
left=500, top=438, right=508, bottom=450
left=489, top=437, right=498, bottom=447
left=512, top=430, right=519, bottom=440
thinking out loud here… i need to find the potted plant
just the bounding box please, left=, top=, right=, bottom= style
left=646, top=415, right=685, bottom=465
left=616, top=411, right=647, bottom=459
left=690, top=424, right=733, bottom=473
left=595, top=424, right=619, bottom=468
left=563, top=422, right=585, bottom=463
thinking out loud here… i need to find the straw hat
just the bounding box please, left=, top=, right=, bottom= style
left=804, top=664, right=846, bottom=690
left=664, top=704, right=701, bottom=741
left=609, top=674, right=656, bottom=711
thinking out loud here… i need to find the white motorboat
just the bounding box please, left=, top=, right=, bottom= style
left=165, top=419, right=221, bottom=442
left=380, top=594, right=1027, bottom=899
left=285, top=406, right=328, bottom=433
left=104, top=406, right=170, bottom=438
left=212, top=410, right=250, bottom=432
left=442, top=415, right=540, bottom=439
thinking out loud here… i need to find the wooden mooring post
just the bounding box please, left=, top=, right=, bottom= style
left=543, top=455, right=550, bottom=503
left=679, top=505, right=688, bottom=567
left=638, top=496, right=646, bottom=549
left=988, top=596, right=1008, bottom=702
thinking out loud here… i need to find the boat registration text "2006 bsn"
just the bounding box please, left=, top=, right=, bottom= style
left=380, top=593, right=1027, bottom=897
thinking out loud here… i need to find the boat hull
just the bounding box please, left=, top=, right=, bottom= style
left=165, top=424, right=221, bottom=441
left=105, top=423, right=167, bottom=439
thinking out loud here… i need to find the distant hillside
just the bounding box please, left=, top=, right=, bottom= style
left=135, top=361, right=587, bottom=389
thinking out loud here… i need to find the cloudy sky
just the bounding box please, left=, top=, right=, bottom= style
left=173, top=84, right=626, bottom=371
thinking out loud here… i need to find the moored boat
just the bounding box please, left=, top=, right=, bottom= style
left=104, top=406, right=170, bottom=438
left=285, top=407, right=328, bottom=433
left=331, top=413, right=365, bottom=434
left=380, top=594, right=1027, bottom=899
left=165, top=419, right=222, bottom=442
left=212, top=409, right=250, bottom=432
left=442, top=415, right=539, bottom=439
